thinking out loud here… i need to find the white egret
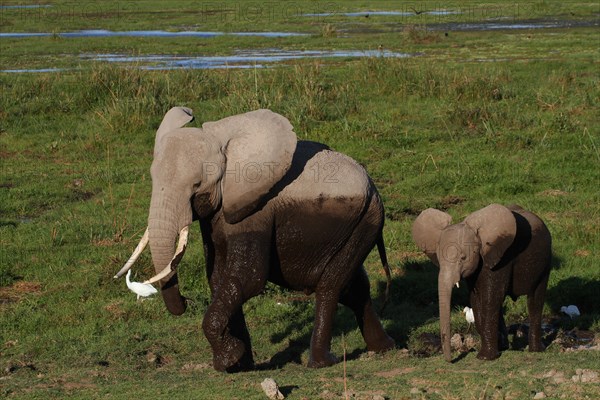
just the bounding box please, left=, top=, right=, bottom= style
left=126, top=270, right=158, bottom=300
left=463, top=306, right=475, bottom=324
left=560, top=305, right=580, bottom=318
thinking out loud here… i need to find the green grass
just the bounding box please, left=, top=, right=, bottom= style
left=1, top=1, right=599, bottom=399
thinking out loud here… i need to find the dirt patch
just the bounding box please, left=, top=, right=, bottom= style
left=104, top=301, right=126, bottom=320
left=574, top=249, right=590, bottom=257
left=375, top=367, right=415, bottom=378
left=181, top=362, right=211, bottom=372
left=0, top=281, right=42, bottom=304
left=538, top=189, right=569, bottom=197
left=93, top=238, right=119, bottom=247
left=438, top=195, right=466, bottom=210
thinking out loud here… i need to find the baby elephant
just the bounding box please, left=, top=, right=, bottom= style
left=412, top=204, right=552, bottom=361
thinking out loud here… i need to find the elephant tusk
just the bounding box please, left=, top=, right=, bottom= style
left=455, top=282, right=460, bottom=288
left=114, top=228, right=149, bottom=279
left=144, top=225, right=189, bottom=285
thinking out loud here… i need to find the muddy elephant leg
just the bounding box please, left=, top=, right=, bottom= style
left=470, top=290, right=483, bottom=334
left=228, top=307, right=254, bottom=370
left=527, top=272, right=549, bottom=352
left=202, top=278, right=248, bottom=372
left=476, top=290, right=505, bottom=360
left=308, top=289, right=340, bottom=368
left=339, top=266, right=395, bottom=352
left=498, top=312, right=509, bottom=351
left=202, top=235, right=269, bottom=372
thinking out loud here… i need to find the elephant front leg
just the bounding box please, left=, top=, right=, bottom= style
left=202, top=280, right=248, bottom=372
left=308, top=290, right=339, bottom=368
left=475, top=291, right=505, bottom=360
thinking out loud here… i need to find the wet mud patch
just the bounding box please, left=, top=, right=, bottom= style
left=408, top=320, right=598, bottom=357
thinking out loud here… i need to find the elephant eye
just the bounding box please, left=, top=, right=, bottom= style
left=460, top=254, right=467, bottom=261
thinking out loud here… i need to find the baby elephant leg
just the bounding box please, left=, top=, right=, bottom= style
left=527, top=273, right=550, bottom=352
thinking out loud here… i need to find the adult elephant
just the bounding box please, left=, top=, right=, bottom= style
left=115, top=107, right=395, bottom=372
left=412, top=204, right=552, bottom=362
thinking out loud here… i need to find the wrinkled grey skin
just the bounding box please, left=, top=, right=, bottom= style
left=145, top=107, right=394, bottom=372
left=412, top=204, right=552, bottom=362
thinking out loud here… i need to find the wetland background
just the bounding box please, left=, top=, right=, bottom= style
left=1, top=1, right=599, bottom=399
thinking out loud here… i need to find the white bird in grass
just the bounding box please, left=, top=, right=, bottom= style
left=560, top=305, right=580, bottom=318
left=463, top=306, right=475, bottom=324
left=126, top=270, right=158, bottom=300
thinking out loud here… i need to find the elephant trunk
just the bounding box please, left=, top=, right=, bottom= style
left=148, top=194, right=187, bottom=316
left=438, top=270, right=458, bottom=362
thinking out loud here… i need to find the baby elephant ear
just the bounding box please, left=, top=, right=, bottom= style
left=464, top=204, right=517, bottom=269
left=155, top=107, right=195, bottom=150
left=205, top=109, right=297, bottom=224
left=412, top=208, right=453, bottom=266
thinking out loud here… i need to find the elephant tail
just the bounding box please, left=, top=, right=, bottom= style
left=376, top=233, right=392, bottom=314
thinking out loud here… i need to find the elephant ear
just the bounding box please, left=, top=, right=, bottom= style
left=155, top=107, right=195, bottom=153
left=412, top=208, right=453, bottom=266
left=464, top=204, right=517, bottom=269
left=202, top=109, right=297, bottom=224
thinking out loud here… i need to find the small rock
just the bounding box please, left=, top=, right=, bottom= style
left=581, top=369, right=599, bottom=383
left=450, top=333, right=463, bottom=350
left=261, top=378, right=284, bottom=400
left=463, top=334, right=479, bottom=349
left=146, top=351, right=161, bottom=364
left=533, top=392, right=546, bottom=399
left=410, top=387, right=421, bottom=394
left=572, top=369, right=599, bottom=383
left=398, top=348, right=410, bottom=357
left=542, top=369, right=567, bottom=384
left=359, top=351, right=377, bottom=360
left=372, top=395, right=385, bottom=400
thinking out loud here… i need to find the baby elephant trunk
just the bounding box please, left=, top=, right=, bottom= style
left=438, top=270, right=458, bottom=362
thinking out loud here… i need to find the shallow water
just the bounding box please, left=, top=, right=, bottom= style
left=83, top=49, right=412, bottom=70
left=430, top=19, right=599, bottom=31
left=301, top=10, right=460, bottom=17
left=0, top=4, right=51, bottom=9
left=0, top=30, right=308, bottom=39
left=1, top=67, right=64, bottom=73
left=0, top=49, right=412, bottom=73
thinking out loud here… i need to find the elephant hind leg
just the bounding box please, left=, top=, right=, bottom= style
left=527, top=271, right=549, bottom=352
left=227, top=308, right=254, bottom=371
left=307, top=289, right=340, bottom=368
left=339, top=266, right=395, bottom=353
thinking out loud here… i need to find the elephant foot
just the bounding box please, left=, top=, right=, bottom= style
left=498, top=334, right=510, bottom=351
left=308, top=351, right=338, bottom=368
left=366, top=334, right=396, bottom=353
left=528, top=341, right=546, bottom=353
left=213, top=337, right=246, bottom=372
left=476, top=349, right=500, bottom=361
